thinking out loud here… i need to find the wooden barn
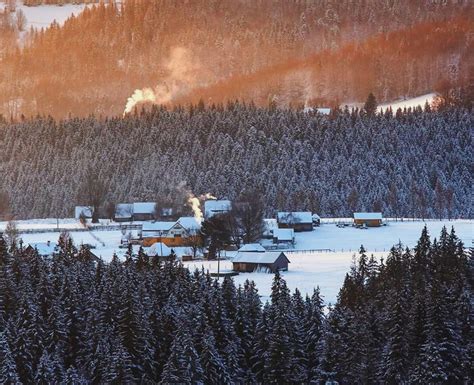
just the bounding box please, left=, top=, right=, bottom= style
left=353, top=212, right=383, bottom=227
left=232, top=251, right=290, bottom=273
left=277, top=212, right=313, bottom=232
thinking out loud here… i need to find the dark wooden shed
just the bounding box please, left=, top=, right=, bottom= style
left=232, top=251, right=290, bottom=273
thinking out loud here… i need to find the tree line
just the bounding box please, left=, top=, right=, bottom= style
left=0, top=105, right=472, bottom=220
left=0, top=226, right=471, bottom=383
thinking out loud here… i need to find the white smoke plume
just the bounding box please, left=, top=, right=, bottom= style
left=186, top=192, right=217, bottom=220
left=124, top=47, right=199, bottom=115
left=187, top=194, right=203, bottom=221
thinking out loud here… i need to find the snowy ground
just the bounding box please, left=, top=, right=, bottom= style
left=378, top=93, right=437, bottom=112
left=341, top=92, right=437, bottom=113
left=1, top=0, right=94, bottom=30
left=184, top=252, right=387, bottom=305
left=6, top=217, right=472, bottom=305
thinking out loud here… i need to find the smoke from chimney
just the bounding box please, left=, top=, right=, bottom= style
left=123, top=47, right=200, bottom=115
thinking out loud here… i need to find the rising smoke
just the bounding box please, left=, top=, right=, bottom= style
left=186, top=192, right=217, bottom=220
left=124, top=47, right=200, bottom=115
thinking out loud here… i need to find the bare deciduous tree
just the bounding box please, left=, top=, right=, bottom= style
left=77, top=170, right=108, bottom=223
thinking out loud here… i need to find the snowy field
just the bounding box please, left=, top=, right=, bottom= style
left=1, top=0, right=94, bottom=30
left=5, top=218, right=472, bottom=305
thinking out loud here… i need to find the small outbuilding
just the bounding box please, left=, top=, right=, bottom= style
left=272, top=228, right=295, bottom=246
left=277, top=212, right=313, bottom=232
left=353, top=212, right=383, bottom=227
left=232, top=251, right=290, bottom=273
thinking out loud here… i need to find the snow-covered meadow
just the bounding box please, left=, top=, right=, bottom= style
left=2, top=218, right=471, bottom=304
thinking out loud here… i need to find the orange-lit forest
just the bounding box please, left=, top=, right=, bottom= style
left=0, top=0, right=472, bottom=118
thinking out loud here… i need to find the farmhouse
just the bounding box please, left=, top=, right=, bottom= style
left=272, top=228, right=295, bottom=246
left=115, top=203, right=133, bottom=222
left=353, top=212, right=383, bottom=227
left=132, top=202, right=156, bottom=221
left=25, top=241, right=58, bottom=257
left=141, top=217, right=202, bottom=247
left=204, top=199, right=231, bottom=218
left=232, top=251, right=290, bottom=273
left=277, top=211, right=313, bottom=232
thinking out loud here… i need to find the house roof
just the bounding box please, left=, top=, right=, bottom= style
left=353, top=212, right=383, bottom=220
left=272, top=228, right=294, bottom=241
left=28, top=242, right=57, bottom=257
left=115, top=203, right=133, bottom=218
left=74, top=206, right=92, bottom=219
left=142, top=221, right=175, bottom=232
left=133, top=202, right=156, bottom=215
left=177, top=216, right=202, bottom=231
left=204, top=200, right=231, bottom=217
left=238, top=243, right=266, bottom=252
left=146, top=242, right=172, bottom=257
left=232, top=251, right=290, bottom=264
left=277, top=212, right=313, bottom=224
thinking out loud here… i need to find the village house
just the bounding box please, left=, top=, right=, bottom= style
left=353, top=212, right=383, bottom=227
left=232, top=251, right=290, bottom=273
left=204, top=199, right=232, bottom=218
left=272, top=228, right=295, bottom=246
left=141, top=217, right=202, bottom=247
left=115, top=203, right=133, bottom=222
left=132, top=202, right=156, bottom=221
left=277, top=211, right=313, bottom=232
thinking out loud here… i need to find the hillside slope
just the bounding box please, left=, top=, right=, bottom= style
left=0, top=0, right=472, bottom=118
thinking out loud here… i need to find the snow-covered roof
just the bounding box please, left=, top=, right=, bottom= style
left=146, top=242, right=172, bottom=257
left=277, top=212, right=313, bottom=224
left=232, top=251, right=289, bottom=264
left=132, top=202, right=156, bottom=214
left=142, top=221, right=175, bottom=232
left=74, top=206, right=92, bottom=219
left=238, top=243, right=266, bottom=252
left=177, top=217, right=202, bottom=231
left=353, top=212, right=383, bottom=220
left=28, top=242, right=57, bottom=257
left=204, top=200, right=231, bottom=217
left=115, top=203, right=133, bottom=218
left=312, top=213, right=321, bottom=220
left=303, top=107, right=331, bottom=115
left=272, top=228, right=294, bottom=241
